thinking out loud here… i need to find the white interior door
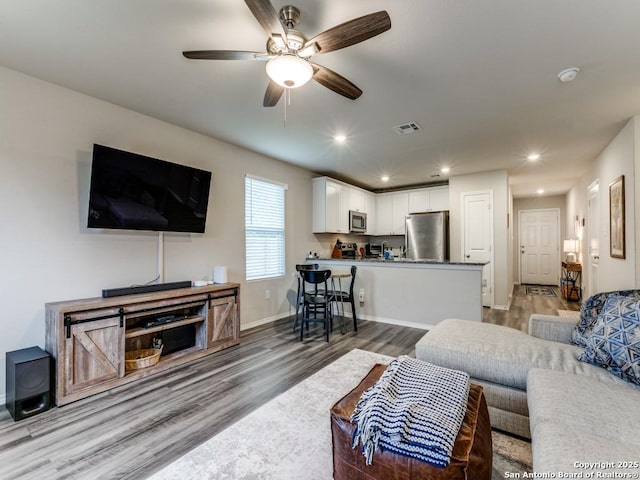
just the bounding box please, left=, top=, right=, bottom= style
left=519, top=209, right=560, bottom=285
left=587, top=181, right=600, bottom=296
left=462, top=191, right=493, bottom=307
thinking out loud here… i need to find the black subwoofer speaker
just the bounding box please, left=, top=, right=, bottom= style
left=6, top=346, right=52, bottom=421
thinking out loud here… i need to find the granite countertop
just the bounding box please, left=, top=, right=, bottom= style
left=308, top=257, right=488, bottom=266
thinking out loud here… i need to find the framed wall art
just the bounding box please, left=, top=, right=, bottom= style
left=609, top=175, right=625, bottom=258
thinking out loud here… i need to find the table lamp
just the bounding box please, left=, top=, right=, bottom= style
left=563, top=239, right=578, bottom=263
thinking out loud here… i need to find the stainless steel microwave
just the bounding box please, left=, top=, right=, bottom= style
left=349, top=210, right=367, bottom=233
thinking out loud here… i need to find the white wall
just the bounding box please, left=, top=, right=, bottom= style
left=565, top=116, right=638, bottom=295
left=449, top=170, right=510, bottom=307
left=0, top=66, right=325, bottom=398
left=634, top=118, right=640, bottom=284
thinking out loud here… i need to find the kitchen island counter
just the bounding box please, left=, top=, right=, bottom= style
left=312, top=257, right=487, bottom=267
left=306, top=258, right=485, bottom=329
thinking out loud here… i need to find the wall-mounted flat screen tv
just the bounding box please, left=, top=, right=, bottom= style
left=87, top=144, right=212, bottom=233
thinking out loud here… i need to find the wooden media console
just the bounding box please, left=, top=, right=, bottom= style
left=45, top=283, right=240, bottom=405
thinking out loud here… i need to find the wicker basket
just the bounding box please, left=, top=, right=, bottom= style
left=125, top=346, right=163, bottom=371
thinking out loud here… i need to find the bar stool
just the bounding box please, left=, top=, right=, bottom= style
left=299, top=269, right=332, bottom=342
left=326, top=265, right=358, bottom=332
left=293, top=264, right=319, bottom=331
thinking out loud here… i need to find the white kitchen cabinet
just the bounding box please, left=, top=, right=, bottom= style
left=392, top=193, right=409, bottom=234
left=313, top=177, right=446, bottom=235
left=408, top=186, right=449, bottom=213
left=428, top=186, right=449, bottom=211
left=312, top=177, right=349, bottom=233
left=365, top=192, right=376, bottom=234
left=376, top=195, right=393, bottom=235
left=349, top=188, right=366, bottom=212
left=408, top=189, right=430, bottom=213
left=376, top=192, right=408, bottom=235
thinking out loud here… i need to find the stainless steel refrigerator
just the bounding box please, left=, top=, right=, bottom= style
left=405, top=211, right=449, bottom=261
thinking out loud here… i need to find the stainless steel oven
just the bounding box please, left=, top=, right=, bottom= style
left=349, top=210, right=367, bottom=233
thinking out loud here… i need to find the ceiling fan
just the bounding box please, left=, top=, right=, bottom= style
left=183, top=0, right=391, bottom=107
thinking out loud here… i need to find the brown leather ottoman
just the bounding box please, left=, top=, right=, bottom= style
left=330, top=364, right=493, bottom=480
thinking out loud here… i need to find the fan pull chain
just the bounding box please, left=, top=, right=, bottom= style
left=283, top=88, right=292, bottom=127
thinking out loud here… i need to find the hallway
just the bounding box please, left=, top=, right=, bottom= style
left=484, top=284, right=581, bottom=331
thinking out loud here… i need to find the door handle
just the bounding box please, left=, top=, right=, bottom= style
left=465, top=254, right=470, bottom=258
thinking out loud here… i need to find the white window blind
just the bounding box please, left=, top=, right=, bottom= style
left=245, top=176, right=286, bottom=281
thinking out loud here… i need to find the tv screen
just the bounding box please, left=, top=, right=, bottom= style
left=87, top=144, right=212, bottom=233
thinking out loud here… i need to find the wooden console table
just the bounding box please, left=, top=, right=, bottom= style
left=561, top=262, right=581, bottom=302
left=45, top=283, right=240, bottom=405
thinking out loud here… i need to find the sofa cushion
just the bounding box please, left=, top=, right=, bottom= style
left=579, top=294, right=640, bottom=385
left=473, top=379, right=531, bottom=438
left=528, top=368, right=640, bottom=474
left=415, top=319, right=628, bottom=391
left=572, top=289, right=640, bottom=347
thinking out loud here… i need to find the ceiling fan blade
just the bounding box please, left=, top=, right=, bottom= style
left=183, top=50, right=270, bottom=61
left=311, top=63, right=362, bottom=100
left=263, top=80, right=284, bottom=107
left=305, top=11, right=391, bottom=55
left=245, top=0, right=286, bottom=38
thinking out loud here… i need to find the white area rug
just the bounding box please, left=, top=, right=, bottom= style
left=149, top=349, right=531, bottom=480
left=557, top=309, right=580, bottom=319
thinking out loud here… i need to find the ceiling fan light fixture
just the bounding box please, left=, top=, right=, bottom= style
left=266, top=54, right=313, bottom=88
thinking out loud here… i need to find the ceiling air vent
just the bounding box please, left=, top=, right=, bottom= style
left=392, top=122, right=422, bottom=135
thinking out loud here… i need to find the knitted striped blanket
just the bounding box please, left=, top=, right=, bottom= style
left=350, top=356, right=470, bottom=467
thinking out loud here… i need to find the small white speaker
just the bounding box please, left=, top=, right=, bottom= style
left=213, top=266, right=228, bottom=284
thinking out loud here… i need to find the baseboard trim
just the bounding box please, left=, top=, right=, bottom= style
left=493, top=304, right=510, bottom=311
left=357, top=314, right=433, bottom=331
left=240, top=312, right=434, bottom=332
left=0, top=394, right=5, bottom=405
left=240, top=312, right=291, bottom=331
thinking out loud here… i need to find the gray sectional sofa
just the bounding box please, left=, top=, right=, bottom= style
left=415, top=313, right=640, bottom=475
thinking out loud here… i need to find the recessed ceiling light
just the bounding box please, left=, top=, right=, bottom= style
left=440, top=167, right=450, bottom=174
left=527, top=153, right=540, bottom=161
left=334, top=134, right=347, bottom=143
left=537, top=189, right=545, bottom=195
left=380, top=175, right=390, bottom=182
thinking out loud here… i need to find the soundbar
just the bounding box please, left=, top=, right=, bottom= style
left=102, top=281, right=193, bottom=298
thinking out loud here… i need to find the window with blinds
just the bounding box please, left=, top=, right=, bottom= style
left=245, top=175, right=286, bottom=281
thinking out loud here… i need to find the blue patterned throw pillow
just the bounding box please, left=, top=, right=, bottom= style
left=578, top=294, right=640, bottom=385
left=572, top=289, right=640, bottom=347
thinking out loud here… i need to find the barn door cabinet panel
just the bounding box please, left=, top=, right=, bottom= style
left=64, top=314, right=124, bottom=396
left=207, top=290, right=240, bottom=349
left=45, top=283, right=240, bottom=405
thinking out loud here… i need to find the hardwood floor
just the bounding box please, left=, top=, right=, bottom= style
left=0, top=284, right=579, bottom=480
left=483, top=284, right=580, bottom=331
